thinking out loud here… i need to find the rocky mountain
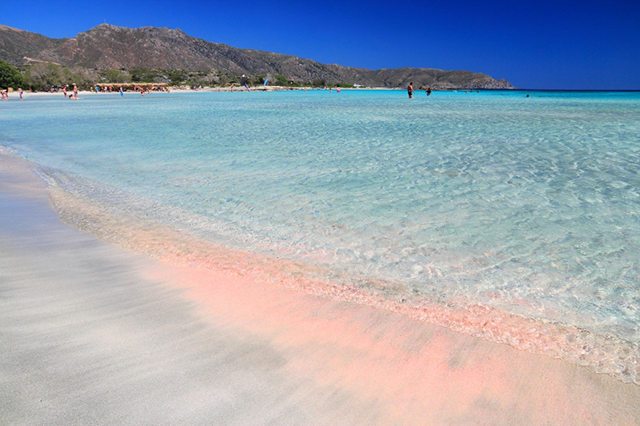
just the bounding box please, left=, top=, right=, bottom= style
left=0, top=24, right=514, bottom=89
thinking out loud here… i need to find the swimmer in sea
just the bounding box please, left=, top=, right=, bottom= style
left=408, top=82, right=414, bottom=99
left=18, top=88, right=23, bottom=99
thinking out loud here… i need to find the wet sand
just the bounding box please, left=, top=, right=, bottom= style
left=2, top=150, right=640, bottom=425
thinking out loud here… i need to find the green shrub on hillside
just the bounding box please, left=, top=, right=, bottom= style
left=23, top=62, right=96, bottom=91
left=129, top=67, right=156, bottom=83
left=168, top=70, right=187, bottom=85
left=274, top=74, right=288, bottom=86
left=101, top=69, right=131, bottom=83
left=0, top=60, right=25, bottom=89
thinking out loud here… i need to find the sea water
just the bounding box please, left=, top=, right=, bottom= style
left=2, top=89, right=640, bottom=380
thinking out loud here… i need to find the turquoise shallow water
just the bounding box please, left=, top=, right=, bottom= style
left=2, top=89, right=640, bottom=375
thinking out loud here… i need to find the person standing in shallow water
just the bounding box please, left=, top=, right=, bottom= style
left=408, top=82, right=414, bottom=99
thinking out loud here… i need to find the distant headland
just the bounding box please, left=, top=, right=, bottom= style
left=0, top=23, right=515, bottom=90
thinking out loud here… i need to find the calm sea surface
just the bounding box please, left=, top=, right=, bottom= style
left=2, top=89, right=640, bottom=378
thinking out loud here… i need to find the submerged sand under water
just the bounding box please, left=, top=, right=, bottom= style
left=2, top=150, right=640, bottom=425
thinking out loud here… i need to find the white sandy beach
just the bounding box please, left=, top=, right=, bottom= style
left=2, top=150, right=640, bottom=425
left=2, top=85, right=397, bottom=101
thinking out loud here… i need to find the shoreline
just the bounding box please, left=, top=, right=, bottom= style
left=0, top=86, right=456, bottom=99
left=30, top=142, right=640, bottom=386
left=2, top=150, right=640, bottom=424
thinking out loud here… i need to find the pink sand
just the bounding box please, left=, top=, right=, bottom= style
left=2, top=149, right=640, bottom=425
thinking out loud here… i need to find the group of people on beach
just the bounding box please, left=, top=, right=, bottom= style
left=3, top=82, right=493, bottom=102
left=1, top=88, right=24, bottom=100
left=49, top=84, right=168, bottom=100
left=93, top=85, right=170, bottom=95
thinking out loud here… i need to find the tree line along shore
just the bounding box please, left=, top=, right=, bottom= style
left=0, top=60, right=380, bottom=92
left=0, top=60, right=470, bottom=94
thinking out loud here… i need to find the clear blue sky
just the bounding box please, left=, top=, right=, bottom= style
left=8, top=0, right=640, bottom=89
